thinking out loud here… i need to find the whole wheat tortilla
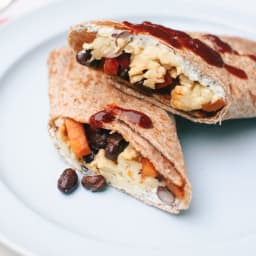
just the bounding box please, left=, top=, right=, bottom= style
left=48, top=47, right=191, bottom=214
left=68, top=20, right=256, bottom=124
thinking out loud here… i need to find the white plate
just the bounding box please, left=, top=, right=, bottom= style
left=0, top=0, right=256, bottom=255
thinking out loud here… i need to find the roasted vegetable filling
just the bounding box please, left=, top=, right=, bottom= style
left=77, top=33, right=226, bottom=114
left=57, top=117, right=184, bottom=203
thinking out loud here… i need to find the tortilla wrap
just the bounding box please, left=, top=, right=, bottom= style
left=48, top=47, right=191, bottom=214
left=68, top=20, right=256, bottom=124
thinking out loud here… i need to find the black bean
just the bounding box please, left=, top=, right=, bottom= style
left=90, top=145, right=100, bottom=154
left=105, top=143, right=116, bottom=160
left=58, top=168, right=78, bottom=194
left=118, top=67, right=129, bottom=81
left=156, top=173, right=164, bottom=182
left=157, top=186, right=174, bottom=205
left=90, top=59, right=104, bottom=68
left=155, top=77, right=179, bottom=94
left=132, top=79, right=154, bottom=96
left=105, top=133, right=128, bottom=161
left=107, top=132, right=123, bottom=145
left=81, top=175, right=106, bottom=192
left=81, top=165, right=90, bottom=172
left=76, top=50, right=103, bottom=68
left=83, top=152, right=96, bottom=163
left=76, top=50, right=92, bottom=66
left=155, top=86, right=172, bottom=95
left=86, top=127, right=109, bottom=150
left=134, top=79, right=145, bottom=87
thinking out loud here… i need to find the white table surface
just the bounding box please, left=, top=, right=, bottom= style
left=0, top=0, right=255, bottom=255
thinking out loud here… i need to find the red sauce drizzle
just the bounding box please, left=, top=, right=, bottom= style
left=224, top=64, right=248, bottom=79
left=246, top=54, right=256, bottom=61
left=89, top=110, right=115, bottom=128
left=205, top=34, right=256, bottom=63
left=205, top=34, right=236, bottom=54
left=89, top=105, right=153, bottom=129
left=123, top=21, right=248, bottom=79
left=109, top=105, right=153, bottom=128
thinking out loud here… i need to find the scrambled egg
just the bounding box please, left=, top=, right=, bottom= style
left=87, top=145, right=160, bottom=192
left=126, top=45, right=179, bottom=88
left=83, top=33, right=224, bottom=111
left=170, top=75, right=216, bottom=111
left=85, top=36, right=128, bottom=59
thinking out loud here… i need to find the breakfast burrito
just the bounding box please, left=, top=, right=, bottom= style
left=48, top=47, right=191, bottom=214
left=68, top=20, right=256, bottom=124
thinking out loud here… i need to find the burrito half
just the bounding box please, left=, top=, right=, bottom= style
left=68, top=20, right=256, bottom=123
left=48, top=47, right=191, bottom=214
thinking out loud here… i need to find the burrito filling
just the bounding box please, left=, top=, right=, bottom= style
left=53, top=117, right=184, bottom=205
left=77, top=31, right=226, bottom=114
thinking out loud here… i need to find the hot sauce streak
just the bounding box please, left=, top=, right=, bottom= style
left=205, top=34, right=237, bottom=54
left=224, top=64, right=248, bottom=79
left=205, top=34, right=256, bottom=63
left=205, top=34, right=254, bottom=78
left=89, top=110, right=115, bottom=128
left=90, top=105, right=153, bottom=129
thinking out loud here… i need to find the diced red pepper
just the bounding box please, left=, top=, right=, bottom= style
left=103, top=58, right=119, bottom=75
